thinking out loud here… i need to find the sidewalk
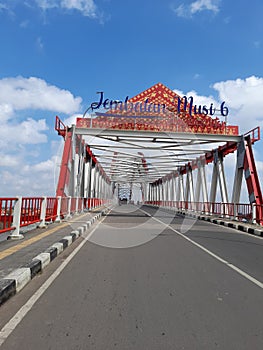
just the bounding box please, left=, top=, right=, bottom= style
left=0, top=207, right=109, bottom=305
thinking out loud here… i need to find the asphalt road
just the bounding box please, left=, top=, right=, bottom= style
left=1, top=204, right=263, bottom=349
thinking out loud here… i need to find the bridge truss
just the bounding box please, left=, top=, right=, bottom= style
left=55, top=83, right=263, bottom=225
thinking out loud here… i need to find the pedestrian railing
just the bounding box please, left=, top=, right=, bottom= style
left=144, top=201, right=262, bottom=225
left=0, top=196, right=111, bottom=239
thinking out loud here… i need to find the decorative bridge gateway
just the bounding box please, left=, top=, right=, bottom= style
left=0, top=83, right=262, bottom=239
left=55, top=83, right=262, bottom=225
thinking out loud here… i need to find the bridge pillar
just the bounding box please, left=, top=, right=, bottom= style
left=200, top=159, right=208, bottom=205
left=153, top=183, right=156, bottom=203
left=144, top=182, right=149, bottom=203
left=210, top=150, right=229, bottom=215
left=89, top=163, right=96, bottom=208
left=178, top=171, right=185, bottom=204
left=152, top=183, right=155, bottom=203
left=147, top=183, right=151, bottom=202
left=156, top=181, right=160, bottom=203
left=195, top=158, right=208, bottom=213
left=185, top=166, right=195, bottom=211
left=169, top=178, right=173, bottom=202
left=175, top=172, right=180, bottom=204
left=232, top=138, right=245, bottom=205
left=84, top=156, right=92, bottom=198
left=169, top=175, right=174, bottom=203
left=195, top=163, right=201, bottom=205
left=216, top=151, right=229, bottom=204
left=73, top=152, right=79, bottom=197
left=161, top=181, right=165, bottom=203
left=171, top=173, right=176, bottom=209
left=96, top=166, right=102, bottom=207
left=100, top=175, right=105, bottom=202
left=94, top=165, right=99, bottom=199
left=154, top=183, right=158, bottom=203
left=210, top=160, right=218, bottom=204
left=164, top=180, right=169, bottom=206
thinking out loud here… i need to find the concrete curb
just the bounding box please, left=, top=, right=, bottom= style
left=184, top=212, right=263, bottom=237
left=0, top=209, right=108, bottom=306
left=145, top=205, right=263, bottom=238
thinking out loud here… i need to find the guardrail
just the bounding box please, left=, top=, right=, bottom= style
left=144, top=201, right=262, bottom=225
left=0, top=196, right=111, bottom=239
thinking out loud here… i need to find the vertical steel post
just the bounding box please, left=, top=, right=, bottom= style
left=66, top=196, right=72, bottom=219
left=39, top=196, right=47, bottom=228
left=55, top=196, right=62, bottom=223
left=8, top=196, right=24, bottom=240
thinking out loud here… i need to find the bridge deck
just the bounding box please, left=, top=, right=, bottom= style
left=1, top=205, right=263, bottom=349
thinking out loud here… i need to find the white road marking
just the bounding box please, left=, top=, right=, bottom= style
left=0, top=213, right=109, bottom=347
left=139, top=207, right=263, bottom=290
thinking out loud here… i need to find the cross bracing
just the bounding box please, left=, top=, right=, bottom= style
left=74, top=126, right=241, bottom=184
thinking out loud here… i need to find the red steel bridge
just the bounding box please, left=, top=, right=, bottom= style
left=0, top=83, right=262, bottom=238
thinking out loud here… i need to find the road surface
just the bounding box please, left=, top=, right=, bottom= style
left=0, top=205, right=263, bottom=349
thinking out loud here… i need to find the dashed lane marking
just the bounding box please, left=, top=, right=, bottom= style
left=139, top=207, right=263, bottom=290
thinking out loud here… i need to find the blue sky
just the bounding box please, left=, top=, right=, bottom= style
left=0, top=0, right=263, bottom=197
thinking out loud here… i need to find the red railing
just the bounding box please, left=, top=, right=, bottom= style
left=71, top=197, right=77, bottom=213
left=0, top=196, right=109, bottom=235
left=55, top=116, right=67, bottom=138
left=46, top=197, right=58, bottom=221
left=145, top=201, right=256, bottom=223
left=244, top=126, right=260, bottom=144
left=0, top=198, right=16, bottom=234
left=20, top=197, right=42, bottom=227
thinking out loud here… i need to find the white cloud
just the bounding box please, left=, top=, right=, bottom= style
left=173, top=88, right=220, bottom=117
left=193, top=73, right=201, bottom=79
left=0, top=157, right=57, bottom=196
left=0, top=3, right=9, bottom=11
left=174, top=75, right=263, bottom=133
left=0, top=118, right=48, bottom=147
left=223, top=16, right=231, bottom=24
left=20, top=20, right=29, bottom=27
left=0, top=75, right=82, bottom=151
left=0, top=154, right=20, bottom=167
left=213, top=76, right=263, bottom=132
left=172, top=0, right=220, bottom=18
left=0, top=103, right=13, bottom=122
left=35, top=0, right=59, bottom=11
left=36, top=36, right=44, bottom=51
left=31, top=157, right=56, bottom=172
left=0, top=76, right=83, bottom=196
left=35, top=0, right=97, bottom=17
left=190, top=0, right=220, bottom=14
left=61, top=0, right=97, bottom=17
left=0, top=76, right=82, bottom=115
left=63, top=113, right=83, bottom=126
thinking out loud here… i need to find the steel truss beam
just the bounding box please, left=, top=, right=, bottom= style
left=56, top=117, right=262, bottom=223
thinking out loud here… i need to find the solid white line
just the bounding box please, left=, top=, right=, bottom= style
left=139, top=207, right=263, bottom=290
left=0, top=213, right=109, bottom=347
